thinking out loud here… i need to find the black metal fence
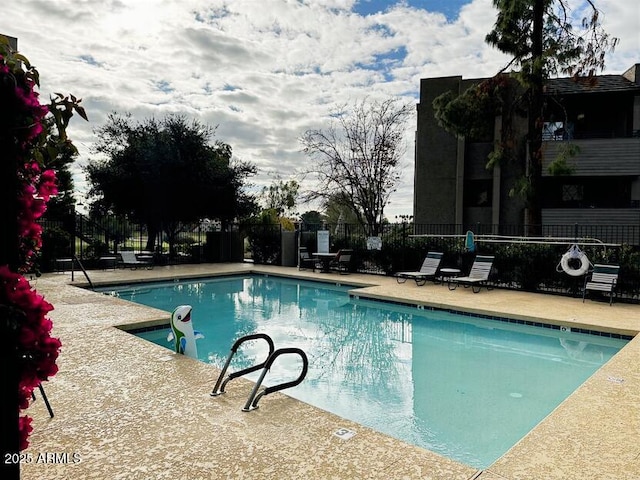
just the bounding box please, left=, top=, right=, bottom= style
left=412, top=222, right=640, bottom=246
left=38, top=215, right=640, bottom=302
left=39, top=214, right=221, bottom=269
left=304, top=222, right=640, bottom=302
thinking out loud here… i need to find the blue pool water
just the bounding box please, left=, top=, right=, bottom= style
left=99, top=275, right=627, bottom=469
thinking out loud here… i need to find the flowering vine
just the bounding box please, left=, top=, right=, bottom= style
left=0, top=267, right=59, bottom=450
left=0, top=36, right=86, bottom=451
left=17, top=162, right=59, bottom=273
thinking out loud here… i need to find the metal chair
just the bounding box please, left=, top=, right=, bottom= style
left=329, top=249, right=353, bottom=274
left=583, top=264, right=619, bottom=305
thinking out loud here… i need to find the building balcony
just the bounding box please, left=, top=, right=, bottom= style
left=541, top=137, right=640, bottom=176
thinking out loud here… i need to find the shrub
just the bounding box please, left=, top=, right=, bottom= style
left=38, top=227, right=71, bottom=273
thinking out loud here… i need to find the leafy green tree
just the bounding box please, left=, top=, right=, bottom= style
left=324, top=193, right=360, bottom=226
left=433, top=75, right=509, bottom=142
left=299, top=210, right=325, bottom=228
left=434, top=0, right=617, bottom=232
left=86, top=113, right=257, bottom=253
left=245, top=209, right=283, bottom=265
left=301, top=97, right=412, bottom=236
left=261, top=178, right=299, bottom=217
left=41, top=116, right=78, bottom=220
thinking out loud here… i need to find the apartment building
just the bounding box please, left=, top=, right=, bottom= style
left=414, top=64, right=640, bottom=242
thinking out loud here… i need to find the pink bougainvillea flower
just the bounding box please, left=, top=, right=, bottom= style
left=38, top=170, right=58, bottom=200
left=2, top=44, right=65, bottom=451
left=0, top=263, right=60, bottom=405
left=18, top=416, right=33, bottom=451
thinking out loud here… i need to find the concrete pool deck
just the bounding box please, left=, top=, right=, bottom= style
left=21, top=263, right=640, bottom=479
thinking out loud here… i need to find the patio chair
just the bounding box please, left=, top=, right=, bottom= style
left=395, top=252, right=443, bottom=286
left=447, top=255, right=494, bottom=293
left=329, top=249, right=353, bottom=274
left=298, top=247, right=316, bottom=271
left=583, top=264, right=619, bottom=305
left=118, top=251, right=153, bottom=269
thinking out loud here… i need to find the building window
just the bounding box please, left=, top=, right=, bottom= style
left=542, top=122, right=564, bottom=141
left=542, top=178, right=631, bottom=208
left=561, top=184, right=583, bottom=203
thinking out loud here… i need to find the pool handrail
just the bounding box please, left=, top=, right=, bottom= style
left=242, top=347, right=309, bottom=412
left=210, top=333, right=275, bottom=396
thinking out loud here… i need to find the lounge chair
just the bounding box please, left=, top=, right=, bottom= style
left=583, top=264, right=619, bottom=305
left=447, top=255, right=494, bottom=293
left=118, top=251, right=153, bottom=269
left=329, top=249, right=353, bottom=274
left=395, top=252, right=443, bottom=286
left=298, top=247, right=316, bottom=271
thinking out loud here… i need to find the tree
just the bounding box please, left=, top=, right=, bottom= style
left=299, top=210, right=325, bottom=229
left=324, top=193, right=360, bottom=226
left=300, top=97, right=412, bottom=236
left=261, top=178, right=299, bottom=217
left=86, top=114, right=257, bottom=253
left=41, top=126, right=75, bottom=214
left=434, top=0, right=617, bottom=232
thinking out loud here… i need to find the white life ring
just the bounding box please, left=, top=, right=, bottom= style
left=560, top=249, right=590, bottom=276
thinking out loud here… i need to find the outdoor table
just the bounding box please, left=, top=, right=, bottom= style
left=313, top=252, right=337, bottom=273
left=98, top=255, right=118, bottom=270
left=54, top=258, right=74, bottom=273
left=137, top=252, right=155, bottom=264
left=438, top=267, right=461, bottom=283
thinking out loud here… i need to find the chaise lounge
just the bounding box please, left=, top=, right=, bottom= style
left=118, top=251, right=154, bottom=269
left=447, top=255, right=494, bottom=293
left=395, top=252, right=443, bottom=286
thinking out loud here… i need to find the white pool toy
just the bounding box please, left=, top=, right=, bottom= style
left=167, top=305, right=203, bottom=359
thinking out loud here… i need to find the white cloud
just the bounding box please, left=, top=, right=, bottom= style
left=1, top=0, right=636, bottom=220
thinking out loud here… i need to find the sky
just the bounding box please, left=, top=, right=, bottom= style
left=1, top=0, right=638, bottom=220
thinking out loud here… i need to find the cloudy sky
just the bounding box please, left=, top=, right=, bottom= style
left=2, top=0, right=638, bottom=219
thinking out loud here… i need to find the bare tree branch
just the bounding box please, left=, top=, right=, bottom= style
left=300, top=97, right=412, bottom=235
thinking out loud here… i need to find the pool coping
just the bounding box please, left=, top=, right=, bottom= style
left=21, top=264, right=640, bottom=479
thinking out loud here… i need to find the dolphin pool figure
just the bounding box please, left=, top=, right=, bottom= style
left=167, top=305, right=203, bottom=359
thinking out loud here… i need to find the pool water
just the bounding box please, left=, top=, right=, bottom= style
left=100, top=275, right=627, bottom=469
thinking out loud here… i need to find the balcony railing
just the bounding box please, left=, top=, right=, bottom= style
left=541, top=137, right=640, bottom=176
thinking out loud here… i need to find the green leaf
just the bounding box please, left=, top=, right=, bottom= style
left=547, top=142, right=580, bottom=175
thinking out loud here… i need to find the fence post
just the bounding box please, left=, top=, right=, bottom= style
left=402, top=221, right=407, bottom=270
left=75, top=213, right=80, bottom=259
left=279, top=223, right=283, bottom=265
left=68, top=211, right=77, bottom=260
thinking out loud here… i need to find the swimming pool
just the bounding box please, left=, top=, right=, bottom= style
left=100, top=275, right=627, bottom=469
